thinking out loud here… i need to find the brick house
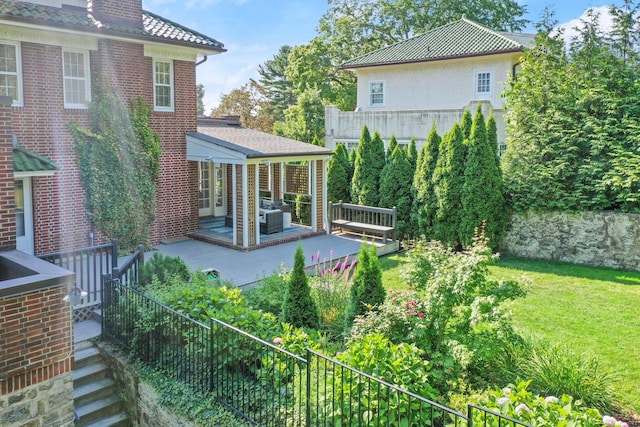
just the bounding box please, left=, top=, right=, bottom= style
left=0, top=0, right=225, bottom=255
left=325, top=18, right=535, bottom=154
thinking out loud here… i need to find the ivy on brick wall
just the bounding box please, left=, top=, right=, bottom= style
left=69, top=80, right=161, bottom=249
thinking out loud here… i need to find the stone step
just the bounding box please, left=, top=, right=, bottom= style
left=82, top=411, right=129, bottom=427
left=75, top=394, right=123, bottom=427
left=74, top=346, right=102, bottom=369
left=73, top=376, right=117, bottom=408
left=73, top=362, right=107, bottom=389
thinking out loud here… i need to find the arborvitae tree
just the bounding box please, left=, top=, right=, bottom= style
left=327, top=143, right=351, bottom=202
left=380, top=146, right=413, bottom=239
left=386, top=134, right=399, bottom=162
left=432, top=123, right=466, bottom=249
left=486, top=113, right=501, bottom=174
left=344, top=243, right=385, bottom=329
left=461, top=107, right=506, bottom=248
left=411, top=124, right=440, bottom=238
left=461, top=109, right=473, bottom=140
left=407, top=137, right=418, bottom=172
left=351, top=127, right=386, bottom=206
left=282, top=244, right=319, bottom=329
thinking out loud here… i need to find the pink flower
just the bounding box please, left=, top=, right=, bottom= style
left=602, top=416, right=617, bottom=427
left=408, top=309, right=415, bottom=315
left=497, top=397, right=509, bottom=406
left=544, top=395, right=559, bottom=404
left=273, top=337, right=283, bottom=345
left=407, top=286, right=413, bottom=290
left=502, top=387, right=512, bottom=396
left=514, top=404, right=530, bottom=415
left=418, top=312, right=425, bottom=318
left=620, top=423, right=629, bottom=427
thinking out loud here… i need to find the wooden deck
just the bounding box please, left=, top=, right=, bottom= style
left=155, top=232, right=398, bottom=289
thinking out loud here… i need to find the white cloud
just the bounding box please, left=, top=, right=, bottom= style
left=556, top=5, right=614, bottom=44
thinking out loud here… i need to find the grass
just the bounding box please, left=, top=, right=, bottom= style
left=378, top=252, right=640, bottom=412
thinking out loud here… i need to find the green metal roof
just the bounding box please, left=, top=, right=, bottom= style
left=0, top=1, right=225, bottom=53
left=13, top=140, right=59, bottom=173
left=341, top=18, right=535, bottom=69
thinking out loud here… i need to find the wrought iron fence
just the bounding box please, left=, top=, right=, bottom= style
left=102, top=278, right=532, bottom=427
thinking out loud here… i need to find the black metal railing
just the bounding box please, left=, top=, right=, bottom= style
left=39, top=239, right=119, bottom=307
left=102, top=278, right=532, bottom=427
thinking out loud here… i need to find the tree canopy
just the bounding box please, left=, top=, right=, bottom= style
left=210, top=80, right=275, bottom=133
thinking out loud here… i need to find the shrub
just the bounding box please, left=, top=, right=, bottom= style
left=344, top=243, right=385, bottom=329
left=138, top=252, right=190, bottom=287
left=471, top=381, right=629, bottom=427
left=318, top=333, right=440, bottom=426
left=282, top=244, right=320, bottom=329
left=499, top=336, right=620, bottom=414
left=244, top=264, right=289, bottom=317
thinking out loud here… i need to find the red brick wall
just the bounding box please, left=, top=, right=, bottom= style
left=89, top=0, right=143, bottom=28
left=0, top=97, right=15, bottom=250
left=10, top=37, right=200, bottom=253
left=0, top=285, right=73, bottom=394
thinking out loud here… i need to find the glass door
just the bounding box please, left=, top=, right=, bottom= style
left=213, top=163, right=226, bottom=217
left=15, top=178, right=34, bottom=254
left=198, top=161, right=212, bottom=217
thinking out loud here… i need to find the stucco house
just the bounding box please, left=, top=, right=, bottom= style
left=0, top=0, right=331, bottom=255
left=324, top=17, right=535, bottom=153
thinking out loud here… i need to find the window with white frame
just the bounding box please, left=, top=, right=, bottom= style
left=474, top=69, right=492, bottom=99
left=369, top=81, right=384, bottom=106
left=63, top=49, right=91, bottom=108
left=0, top=42, right=22, bottom=106
left=153, top=59, right=174, bottom=111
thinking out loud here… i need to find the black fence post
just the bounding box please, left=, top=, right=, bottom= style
left=306, top=349, right=312, bottom=427
left=101, top=273, right=112, bottom=337
left=209, top=318, right=215, bottom=394
left=467, top=404, right=473, bottom=427
left=111, top=238, right=118, bottom=270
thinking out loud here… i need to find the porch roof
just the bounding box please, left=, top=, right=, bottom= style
left=13, top=136, right=59, bottom=177
left=186, top=126, right=333, bottom=164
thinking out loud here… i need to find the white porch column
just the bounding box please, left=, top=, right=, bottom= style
left=322, top=158, right=328, bottom=233
left=311, top=160, right=317, bottom=232
left=242, top=163, right=248, bottom=248
left=232, top=164, right=237, bottom=246
left=255, top=163, right=261, bottom=246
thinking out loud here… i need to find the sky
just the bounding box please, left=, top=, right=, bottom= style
left=142, top=0, right=613, bottom=113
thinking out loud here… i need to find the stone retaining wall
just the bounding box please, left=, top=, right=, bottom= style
left=501, top=210, right=640, bottom=271
left=97, top=343, right=198, bottom=427
left=0, top=372, right=74, bottom=427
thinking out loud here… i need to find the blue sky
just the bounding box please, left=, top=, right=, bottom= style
left=142, top=1, right=611, bottom=113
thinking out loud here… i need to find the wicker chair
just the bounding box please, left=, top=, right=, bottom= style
left=259, top=210, right=283, bottom=234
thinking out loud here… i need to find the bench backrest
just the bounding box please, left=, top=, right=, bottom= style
left=329, top=201, right=396, bottom=228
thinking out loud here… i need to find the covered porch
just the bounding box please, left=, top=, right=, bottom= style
left=186, top=119, right=333, bottom=250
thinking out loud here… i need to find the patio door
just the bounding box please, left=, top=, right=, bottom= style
left=198, top=162, right=226, bottom=217
left=15, top=178, right=34, bottom=255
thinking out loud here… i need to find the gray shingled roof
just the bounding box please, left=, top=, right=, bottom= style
left=0, top=1, right=225, bottom=52
left=341, top=18, right=534, bottom=69
left=190, top=126, right=333, bottom=159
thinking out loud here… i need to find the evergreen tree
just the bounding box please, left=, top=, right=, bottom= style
left=432, top=123, right=466, bottom=249
left=351, top=127, right=386, bottom=206
left=386, top=134, right=399, bottom=162
left=461, top=109, right=473, bottom=140
left=461, top=107, right=506, bottom=248
left=407, top=137, right=418, bottom=172
left=380, top=146, right=413, bottom=239
left=411, top=124, right=441, bottom=238
left=327, top=143, right=351, bottom=202
left=282, top=244, right=319, bottom=329
left=486, top=113, right=501, bottom=174
left=344, top=243, right=385, bottom=329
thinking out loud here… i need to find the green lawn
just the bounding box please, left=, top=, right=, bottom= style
left=379, top=252, right=640, bottom=412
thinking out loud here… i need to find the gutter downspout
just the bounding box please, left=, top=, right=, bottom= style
left=196, top=56, right=208, bottom=66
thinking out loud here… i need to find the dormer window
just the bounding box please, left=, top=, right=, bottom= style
left=370, top=81, right=384, bottom=106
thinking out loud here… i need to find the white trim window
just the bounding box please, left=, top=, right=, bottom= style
left=0, top=42, right=22, bottom=106
left=63, top=49, right=91, bottom=108
left=369, top=80, right=384, bottom=106
left=474, top=69, right=493, bottom=100
left=153, top=59, right=174, bottom=112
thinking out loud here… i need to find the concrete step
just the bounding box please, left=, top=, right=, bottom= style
left=73, top=362, right=107, bottom=389
left=82, top=412, right=129, bottom=427
left=92, top=308, right=103, bottom=322
left=73, top=377, right=117, bottom=408
left=75, top=394, right=124, bottom=426
left=74, top=346, right=102, bottom=370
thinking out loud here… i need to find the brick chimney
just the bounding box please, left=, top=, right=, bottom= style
left=88, top=0, right=143, bottom=29
left=0, top=96, right=15, bottom=251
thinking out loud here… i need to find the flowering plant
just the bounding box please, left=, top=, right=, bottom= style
left=472, top=381, right=628, bottom=427
left=63, top=287, right=88, bottom=304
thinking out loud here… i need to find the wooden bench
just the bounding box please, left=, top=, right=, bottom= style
left=328, top=201, right=396, bottom=243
